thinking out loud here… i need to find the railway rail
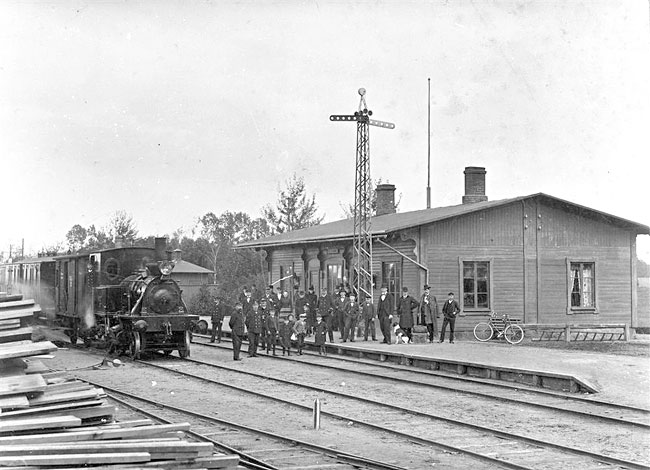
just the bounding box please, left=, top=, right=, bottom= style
left=126, top=353, right=649, bottom=470
left=191, top=335, right=650, bottom=430
left=85, top=381, right=413, bottom=470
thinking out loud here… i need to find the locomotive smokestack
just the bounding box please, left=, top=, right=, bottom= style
left=154, top=237, right=167, bottom=261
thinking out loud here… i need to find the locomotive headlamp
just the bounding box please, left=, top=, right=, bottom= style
left=159, top=261, right=174, bottom=276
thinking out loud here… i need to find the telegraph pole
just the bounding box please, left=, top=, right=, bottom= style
left=330, top=88, right=395, bottom=301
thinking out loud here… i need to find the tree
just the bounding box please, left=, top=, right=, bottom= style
left=85, top=225, right=112, bottom=251
left=263, top=174, right=324, bottom=234
left=107, top=210, right=138, bottom=242
left=66, top=225, right=87, bottom=252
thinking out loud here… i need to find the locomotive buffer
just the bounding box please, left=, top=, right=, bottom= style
left=330, top=88, right=395, bottom=301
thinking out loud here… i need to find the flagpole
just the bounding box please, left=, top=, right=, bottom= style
left=426, top=77, right=431, bottom=209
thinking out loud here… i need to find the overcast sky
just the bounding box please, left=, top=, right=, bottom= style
left=1, top=1, right=649, bottom=261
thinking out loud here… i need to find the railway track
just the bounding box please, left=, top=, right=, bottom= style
left=94, top=384, right=406, bottom=470
left=192, top=334, right=650, bottom=430
left=128, top=353, right=649, bottom=470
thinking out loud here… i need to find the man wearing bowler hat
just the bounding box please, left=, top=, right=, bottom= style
left=376, top=285, right=394, bottom=344
left=440, top=292, right=461, bottom=343
left=420, top=285, right=439, bottom=343
left=396, top=287, right=419, bottom=343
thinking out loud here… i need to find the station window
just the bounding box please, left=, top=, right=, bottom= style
left=462, top=260, right=491, bottom=310
left=382, top=261, right=402, bottom=300
left=569, top=262, right=596, bottom=311
left=327, top=263, right=343, bottom=293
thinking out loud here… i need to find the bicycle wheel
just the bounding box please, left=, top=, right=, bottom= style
left=473, top=322, right=494, bottom=342
left=504, top=324, right=524, bottom=344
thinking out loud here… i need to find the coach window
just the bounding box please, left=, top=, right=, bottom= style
left=461, top=259, right=492, bottom=313
left=105, top=258, right=120, bottom=281
left=567, top=260, right=597, bottom=314
left=382, top=261, right=402, bottom=300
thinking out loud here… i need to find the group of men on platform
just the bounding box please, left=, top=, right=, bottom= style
left=210, top=283, right=461, bottom=361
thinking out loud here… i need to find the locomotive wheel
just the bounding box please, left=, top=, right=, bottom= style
left=129, top=331, right=143, bottom=359
left=178, top=330, right=191, bottom=358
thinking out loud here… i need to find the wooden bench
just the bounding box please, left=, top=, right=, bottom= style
left=526, top=323, right=630, bottom=342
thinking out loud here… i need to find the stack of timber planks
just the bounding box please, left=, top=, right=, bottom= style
left=0, top=301, right=239, bottom=469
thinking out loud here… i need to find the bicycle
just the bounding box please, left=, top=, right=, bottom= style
left=473, top=311, right=524, bottom=345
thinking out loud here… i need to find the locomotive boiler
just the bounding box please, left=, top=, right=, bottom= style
left=113, top=260, right=196, bottom=358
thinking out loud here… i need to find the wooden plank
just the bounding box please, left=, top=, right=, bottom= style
left=28, top=388, right=105, bottom=406
left=1, top=404, right=114, bottom=422
left=0, top=395, right=30, bottom=411
left=0, top=327, right=32, bottom=344
left=0, top=441, right=213, bottom=456
left=0, top=307, right=39, bottom=321
left=0, top=415, right=82, bottom=433
left=0, top=341, right=57, bottom=360
left=0, top=453, right=151, bottom=466
left=0, top=423, right=192, bottom=445
left=0, top=374, right=47, bottom=397
left=0, top=399, right=104, bottom=417
left=0, top=319, right=20, bottom=330
left=0, top=295, right=25, bottom=304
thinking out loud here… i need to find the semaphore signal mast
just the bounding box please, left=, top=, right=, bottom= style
left=330, top=88, right=395, bottom=301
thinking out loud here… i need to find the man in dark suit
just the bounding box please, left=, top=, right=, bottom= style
left=420, top=285, right=439, bottom=343
left=229, top=303, right=245, bottom=361
left=376, top=285, right=394, bottom=344
left=440, top=292, right=461, bottom=343
left=396, top=287, right=419, bottom=343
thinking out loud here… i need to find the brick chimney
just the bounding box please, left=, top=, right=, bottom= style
left=172, top=249, right=182, bottom=262
left=462, top=167, right=488, bottom=204
left=375, top=183, right=396, bottom=216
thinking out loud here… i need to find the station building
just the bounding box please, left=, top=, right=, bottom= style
left=237, top=167, right=650, bottom=331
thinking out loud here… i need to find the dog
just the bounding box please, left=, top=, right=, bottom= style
left=392, top=323, right=409, bottom=344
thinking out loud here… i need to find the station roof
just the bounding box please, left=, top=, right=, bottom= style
left=236, top=193, right=650, bottom=249
left=171, top=260, right=214, bottom=274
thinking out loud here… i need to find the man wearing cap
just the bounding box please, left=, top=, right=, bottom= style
left=210, top=297, right=227, bottom=343
left=376, top=285, right=394, bottom=344
left=440, top=292, right=461, bottom=343
left=396, top=287, right=419, bottom=343
left=292, top=311, right=308, bottom=355
left=229, top=303, right=245, bottom=361
left=420, top=285, right=439, bottom=343
left=258, top=298, right=270, bottom=351
left=317, top=288, right=335, bottom=342
left=245, top=300, right=263, bottom=357
left=306, top=286, right=318, bottom=335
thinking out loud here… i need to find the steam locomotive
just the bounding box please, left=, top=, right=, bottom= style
left=1, top=238, right=197, bottom=358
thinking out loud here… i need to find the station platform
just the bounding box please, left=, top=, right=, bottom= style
left=200, top=316, right=650, bottom=408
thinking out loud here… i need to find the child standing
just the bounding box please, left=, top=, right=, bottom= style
left=265, top=308, right=279, bottom=355
left=314, top=314, right=327, bottom=356
left=278, top=316, right=292, bottom=356
left=293, top=313, right=307, bottom=355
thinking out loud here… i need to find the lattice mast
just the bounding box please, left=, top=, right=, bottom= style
left=330, top=88, right=395, bottom=301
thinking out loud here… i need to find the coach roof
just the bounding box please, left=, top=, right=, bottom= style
left=236, top=193, right=650, bottom=249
